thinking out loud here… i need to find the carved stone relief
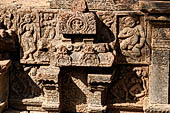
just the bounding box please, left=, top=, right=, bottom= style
left=0, top=0, right=169, bottom=113
left=55, top=0, right=116, bottom=67
left=10, top=63, right=43, bottom=100
left=38, top=10, right=59, bottom=64
left=59, top=12, right=96, bottom=34
left=50, top=0, right=139, bottom=11
left=19, top=10, right=60, bottom=65
left=59, top=68, right=89, bottom=113
left=9, top=63, right=60, bottom=112
left=18, top=10, right=40, bottom=64
left=108, top=66, right=149, bottom=104
left=151, top=22, right=170, bottom=49
left=117, top=15, right=150, bottom=64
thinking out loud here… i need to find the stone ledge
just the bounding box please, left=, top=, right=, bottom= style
left=0, top=0, right=50, bottom=8
left=108, top=103, right=143, bottom=111
left=139, top=1, right=170, bottom=13
left=144, top=104, right=170, bottom=112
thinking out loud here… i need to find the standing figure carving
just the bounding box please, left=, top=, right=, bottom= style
left=38, top=13, right=57, bottom=51
left=118, top=16, right=145, bottom=57
left=19, top=14, right=37, bottom=61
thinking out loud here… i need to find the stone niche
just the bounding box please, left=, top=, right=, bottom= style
left=0, top=0, right=169, bottom=113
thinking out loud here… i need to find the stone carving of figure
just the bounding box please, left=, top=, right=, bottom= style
left=129, top=67, right=148, bottom=99
left=19, top=14, right=36, bottom=61
left=41, top=14, right=56, bottom=41
left=118, top=16, right=145, bottom=57
left=38, top=13, right=56, bottom=51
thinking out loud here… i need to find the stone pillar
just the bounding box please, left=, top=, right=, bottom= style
left=88, top=74, right=112, bottom=113
left=37, top=66, right=60, bottom=113
left=0, top=60, right=11, bottom=113
left=150, top=50, right=169, bottom=104
left=42, top=84, right=59, bottom=112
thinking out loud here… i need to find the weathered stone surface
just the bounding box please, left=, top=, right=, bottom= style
left=50, top=0, right=139, bottom=11
left=117, top=15, right=150, bottom=64
left=0, top=60, right=11, bottom=113
left=150, top=50, right=169, bottom=104
left=88, top=74, right=112, bottom=112
left=0, top=0, right=50, bottom=8
left=3, top=109, right=28, bottom=113
left=0, top=0, right=169, bottom=113
left=139, top=0, right=170, bottom=13
left=107, top=66, right=149, bottom=105
left=59, top=12, right=96, bottom=34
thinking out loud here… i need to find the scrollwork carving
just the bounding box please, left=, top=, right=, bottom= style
left=59, top=12, right=96, bottom=35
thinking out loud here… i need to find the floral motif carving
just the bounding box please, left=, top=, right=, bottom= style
left=59, top=12, right=96, bottom=34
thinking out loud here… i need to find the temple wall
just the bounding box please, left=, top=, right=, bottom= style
left=0, top=0, right=169, bottom=113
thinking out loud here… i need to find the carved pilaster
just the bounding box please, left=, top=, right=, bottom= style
left=143, top=10, right=170, bottom=113
left=88, top=74, right=112, bottom=113
left=37, top=66, right=60, bottom=112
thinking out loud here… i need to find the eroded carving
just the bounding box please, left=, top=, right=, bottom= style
left=108, top=66, right=149, bottom=104
left=55, top=45, right=72, bottom=66
left=0, top=60, right=11, bottom=113
left=0, top=8, right=16, bottom=52
left=37, top=66, right=60, bottom=111
left=59, top=11, right=96, bottom=34
left=50, top=0, right=139, bottom=11
left=0, top=1, right=163, bottom=113
left=37, top=11, right=59, bottom=63
left=19, top=12, right=38, bottom=63
left=10, top=63, right=42, bottom=99
left=79, top=45, right=100, bottom=66
left=118, top=16, right=145, bottom=58
left=54, top=43, right=115, bottom=67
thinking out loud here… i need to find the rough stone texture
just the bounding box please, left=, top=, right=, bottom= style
left=0, top=0, right=50, bottom=8
left=0, top=0, right=169, bottom=113
left=150, top=50, right=169, bottom=104
left=0, top=60, right=11, bottom=113
left=50, top=0, right=139, bottom=11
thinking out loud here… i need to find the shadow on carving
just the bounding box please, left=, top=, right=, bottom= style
left=9, top=62, right=43, bottom=109
left=106, top=65, right=149, bottom=104
left=59, top=67, right=88, bottom=113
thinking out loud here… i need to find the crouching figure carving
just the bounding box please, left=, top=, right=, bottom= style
left=118, top=16, right=145, bottom=57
